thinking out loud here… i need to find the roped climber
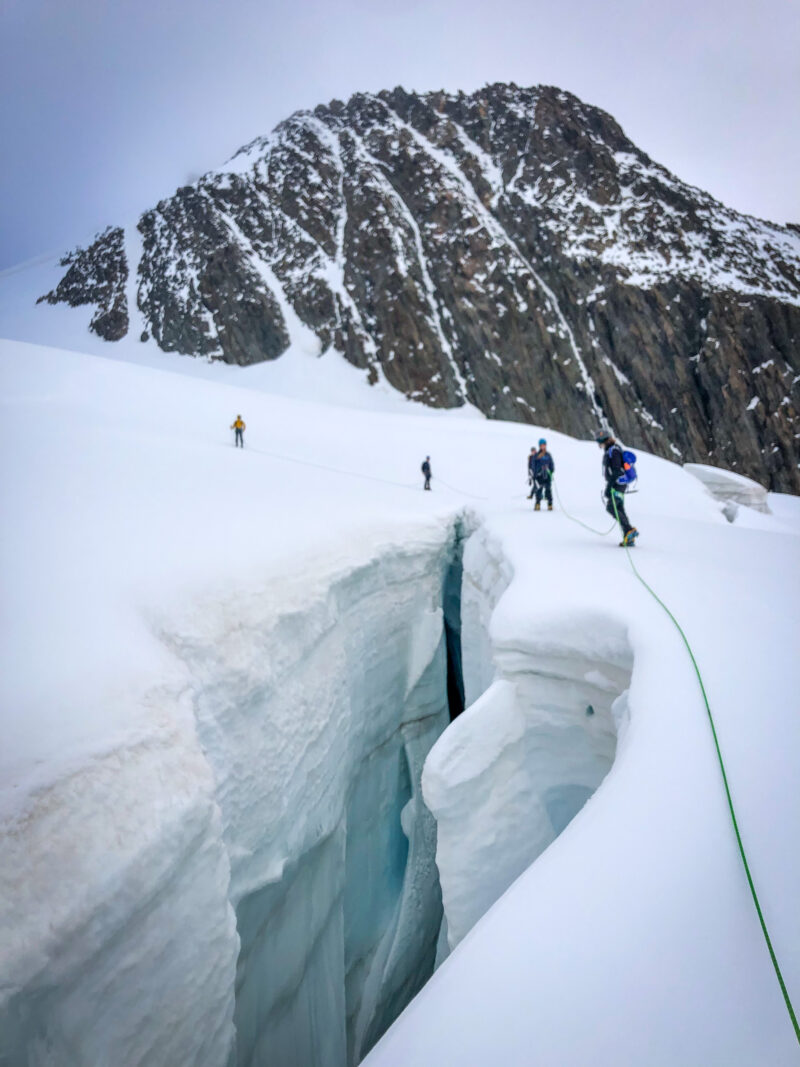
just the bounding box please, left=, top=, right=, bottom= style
left=597, top=433, right=639, bottom=546
left=528, top=438, right=554, bottom=511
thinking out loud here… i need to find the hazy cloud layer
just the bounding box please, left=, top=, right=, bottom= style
left=2, top=0, right=799, bottom=269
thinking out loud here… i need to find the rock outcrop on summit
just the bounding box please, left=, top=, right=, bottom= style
left=40, top=84, right=800, bottom=491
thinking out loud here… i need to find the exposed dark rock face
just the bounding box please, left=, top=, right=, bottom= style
left=137, top=187, right=290, bottom=362
left=38, top=226, right=128, bottom=341
left=39, top=84, right=800, bottom=491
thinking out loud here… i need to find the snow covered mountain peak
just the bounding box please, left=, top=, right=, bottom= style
left=21, top=83, right=800, bottom=491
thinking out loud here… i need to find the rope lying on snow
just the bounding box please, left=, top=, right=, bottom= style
left=245, top=443, right=489, bottom=501
left=551, top=474, right=799, bottom=1043
left=434, top=476, right=488, bottom=501
left=609, top=490, right=799, bottom=1045
left=550, top=475, right=616, bottom=536
left=245, top=444, right=421, bottom=493
left=551, top=472, right=798, bottom=1041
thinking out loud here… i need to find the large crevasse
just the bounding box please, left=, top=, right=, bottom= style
left=164, top=520, right=471, bottom=1067
left=0, top=519, right=469, bottom=1067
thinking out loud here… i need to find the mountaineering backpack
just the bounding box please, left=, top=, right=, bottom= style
left=617, top=449, right=638, bottom=489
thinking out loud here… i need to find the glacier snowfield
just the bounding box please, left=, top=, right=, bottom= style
left=1, top=336, right=799, bottom=1065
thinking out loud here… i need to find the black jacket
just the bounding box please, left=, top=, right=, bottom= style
left=528, top=451, right=554, bottom=482
left=603, top=443, right=625, bottom=487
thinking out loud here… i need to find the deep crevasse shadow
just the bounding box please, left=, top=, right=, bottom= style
left=179, top=520, right=474, bottom=1067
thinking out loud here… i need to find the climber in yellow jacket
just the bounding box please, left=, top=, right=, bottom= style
left=231, top=415, right=246, bottom=448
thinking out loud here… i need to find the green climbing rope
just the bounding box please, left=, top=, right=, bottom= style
left=605, top=493, right=800, bottom=1045
left=551, top=475, right=616, bottom=536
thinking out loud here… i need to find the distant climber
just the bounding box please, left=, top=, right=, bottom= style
left=528, top=439, right=554, bottom=511
left=597, top=433, right=638, bottom=546
left=421, top=456, right=432, bottom=490
left=231, top=415, right=246, bottom=448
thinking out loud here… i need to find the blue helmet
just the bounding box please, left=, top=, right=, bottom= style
left=538, top=438, right=546, bottom=446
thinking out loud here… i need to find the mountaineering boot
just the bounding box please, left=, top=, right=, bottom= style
left=620, top=528, right=639, bottom=547
left=547, top=504, right=553, bottom=511
left=534, top=502, right=541, bottom=511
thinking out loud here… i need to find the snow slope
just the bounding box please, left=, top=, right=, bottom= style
left=1, top=336, right=798, bottom=1064
left=0, top=338, right=473, bottom=1066
left=0, top=252, right=439, bottom=413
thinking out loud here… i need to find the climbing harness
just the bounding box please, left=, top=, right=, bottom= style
left=607, top=493, right=800, bottom=1045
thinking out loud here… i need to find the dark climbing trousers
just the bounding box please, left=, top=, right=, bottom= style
left=605, top=484, right=632, bottom=535
left=235, top=428, right=244, bottom=448
left=534, top=478, right=553, bottom=506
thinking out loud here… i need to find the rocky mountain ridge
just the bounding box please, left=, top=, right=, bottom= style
left=39, top=83, right=800, bottom=490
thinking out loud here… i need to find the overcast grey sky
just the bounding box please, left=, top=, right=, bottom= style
left=2, top=0, right=798, bottom=270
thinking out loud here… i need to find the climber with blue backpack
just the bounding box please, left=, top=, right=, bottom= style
left=596, top=433, right=639, bottom=546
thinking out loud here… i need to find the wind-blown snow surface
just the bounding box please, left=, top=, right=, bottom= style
left=1, top=337, right=799, bottom=1064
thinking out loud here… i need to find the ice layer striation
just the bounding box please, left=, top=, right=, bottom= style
left=0, top=522, right=467, bottom=1067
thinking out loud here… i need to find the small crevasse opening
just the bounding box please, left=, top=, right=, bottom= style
left=443, top=517, right=468, bottom=721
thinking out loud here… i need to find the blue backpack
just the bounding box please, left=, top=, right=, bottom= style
left=617, top=449, right=638, bottom=488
